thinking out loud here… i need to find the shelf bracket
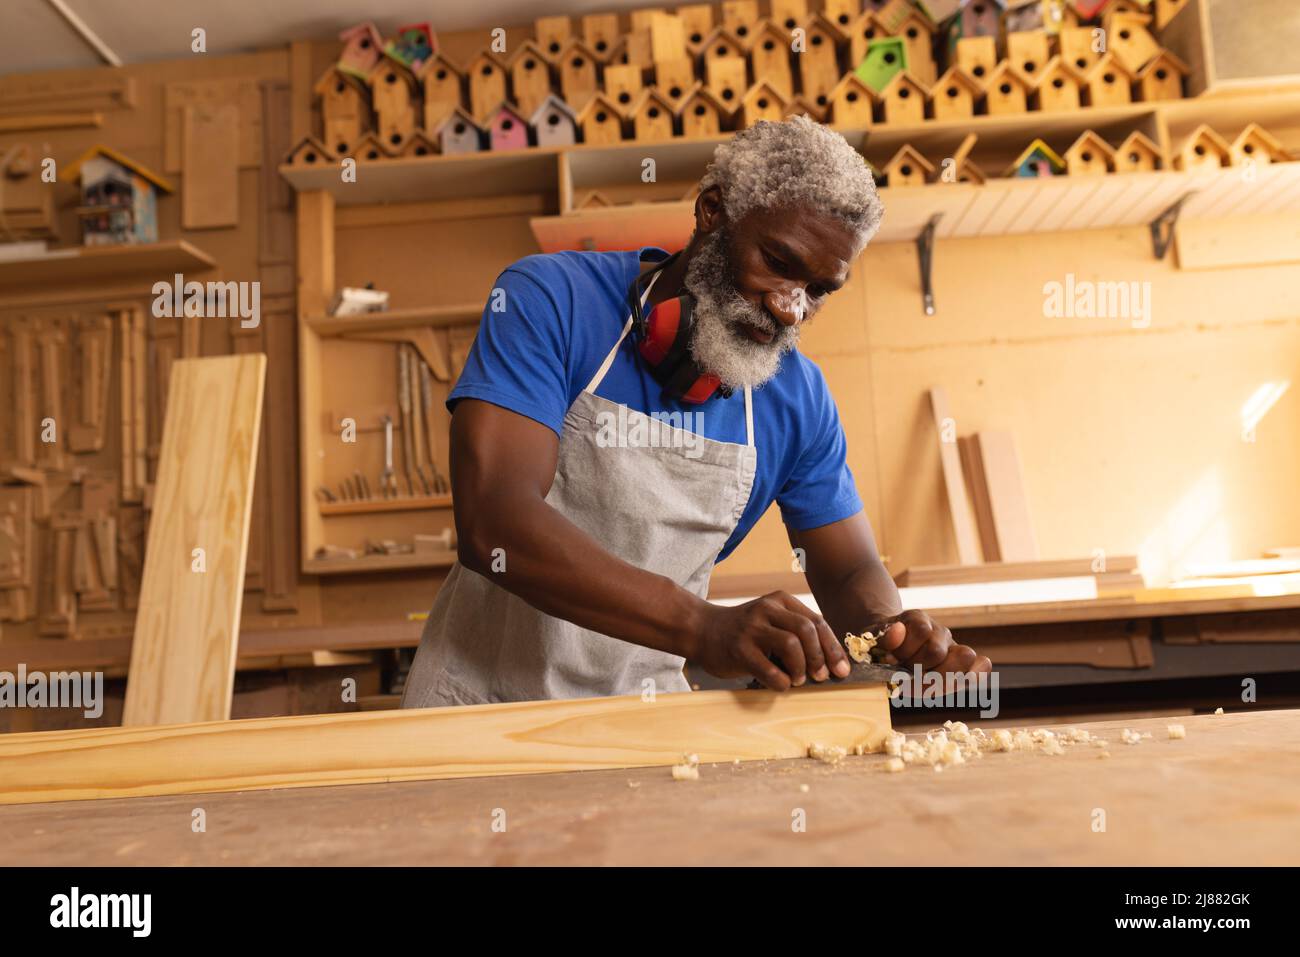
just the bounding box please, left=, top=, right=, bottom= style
left=1149, top=192, right=1196, bottom=261
left=916, top=213, right=943, bottom=316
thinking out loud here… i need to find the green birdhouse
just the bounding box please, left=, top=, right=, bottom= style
left=855, top=37, right=908, bottom=92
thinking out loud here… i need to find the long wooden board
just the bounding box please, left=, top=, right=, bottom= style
left=897, top=556, right=1140, bottom=587
left=928, top=387, right=981, bottom=564
left=974, top=431, right=1039, bottom=562
left=0, top=684, right=890, bottom=806
left=122, top=354, right=267, bottom=727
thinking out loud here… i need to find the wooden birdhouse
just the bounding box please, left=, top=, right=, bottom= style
left=877, top=0, right=922, bottom=32
left=1030, top=58, right=1083, bottom=112
left=366, top=55, right=419, bottom=153
left=508, top=41, right=553, bottom=120
left=784, top=94, right=829, bottom=122
left=599, top=63, right=641, bottom=117
left=984, top=60, right=1031, bottom=114
left=535, top=15, right=572, bottom=63
left=1059, top=27, right=1100, bottom=75
left=878, top=71, right=929, bottom=124
left=582, top=13, right=621, bottom=60
left=1230, top=124, right=1290, bottom=167
left=466, top=50, right=509, bottom=123
left=386, top=22, right=436, bottom=72
left=739, top=80, right=789, bottom=127
left=398, top=131, right=439, bottom=158
left=338, top=21, right=383, bottom=80
left=1006, top=30, right=1051, bottom=83
left=883, top=144, right=934, bottom=186
left=67, top=145, right=172, bottom=246
left=656, top=59, right=697, bottom=109
left=285, top=136, right=336, bottom=168
left=611, top=30, right=654, bottom=69
left=485, top=102, right=529, bottom=151
left=707, top=54, right=749, bottom=111
left=701, top=27, right=747, bottom=77
left=559, top=38, right=601, bottom=114
left=574, top=189, right=613, bottom=209
left=678, top=3, right=716, bottom=54
left=828, top=73, right=876, bottom=128
left=435, top=107, right=483, bottom=155
left=800, top=14, right=847, bottom=110
left=722, top=0, right=762, bottom=41
left=954, top=157, right=988, bottom=183
left=929, top=66, right=982, bottom=120
left=1136, top=50, right=1188, bottom=102
left=1005, top=0, right=1076, bottom=33
left=578, top=92, right=625, bottom=145
left=1071, top=0, right=1112, bottom=17
left=1155, top=0, right=1188, bottom=29
left=1082, top=53, right=1135, bottom=107
left=772, top=0, right=810, bottom=33
left=960, top=0, right=1006, bottom=37
left=529, top=94, right=578, bottom=147
left=823, top=0, right=861, bottom=31
left=647, top=12, right=688, bottom=66
left=1063, top=130, right=1115, bottom=175
left=630, top=87, right=676, bottom=140
left=1175, top=125, right=1231, bottom=172
left=894, top=10, right=937, bottom=85
left=747, top=20, right=795, bottom=100
left=917, top=0, right=965, bottom=23
left=679, top=83, right=729, bottom=137
left=1006, top=138, right=1066, bottom=177
left=347, top=132, right=390, bottom=162
left=1108, top=13, right=1161, bottom=72
left=422, top=53, right=464, bottom=134
left=956, top=36, right=998, bottom=87
left=1113, top=130, right=1162, bottom=172
left=848, top=13, right=890, bottom=69
left=855, top=37, right=908, bottom=93
left=313, top=66, right=369, bottom=159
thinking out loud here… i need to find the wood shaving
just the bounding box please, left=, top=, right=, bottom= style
left=671, top=753, right=700, bottom=781
left=1214, top=707, right=1225, bottom=715
left=1121, top=729, right=1143, bottom=745
left=807, top=742, right=848, bottom=764
left=844, top=630, right=881, bottom=662
left=885, top=757, right=905, bottom=773
left=1167, top=723, right=1186, bottom=739
left=799, top=783, right=810, bottom=793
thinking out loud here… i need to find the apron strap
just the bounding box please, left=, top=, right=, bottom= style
left=584, top=270, right=661, bottom=394
left=744, top=385, right=754, bottom=448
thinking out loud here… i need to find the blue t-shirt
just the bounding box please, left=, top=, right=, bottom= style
left=449, top=245, right=864, bottom=563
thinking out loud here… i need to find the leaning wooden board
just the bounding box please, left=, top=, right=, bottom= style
left=122, top=354, right=267, bottom=727
left=0, top=684, right=890, bottom=805
left=0, top=710, right=1293, bottom=865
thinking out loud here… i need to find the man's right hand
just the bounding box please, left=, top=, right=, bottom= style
left=690, top=592, right=852, bottom=691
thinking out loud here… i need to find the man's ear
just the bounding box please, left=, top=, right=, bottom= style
left=695, top=185, right=724, bottom=235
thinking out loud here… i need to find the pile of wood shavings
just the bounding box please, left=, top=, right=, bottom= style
left=807, top=742, right=848, bottom=764
left=844, top=630, right=881, bottom=663
left=877, top=720, right=1120, bottom=773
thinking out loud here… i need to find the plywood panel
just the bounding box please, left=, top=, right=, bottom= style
left=181, top=103, right=240, bottom=229
left=122, top=354, right=267, bottom=726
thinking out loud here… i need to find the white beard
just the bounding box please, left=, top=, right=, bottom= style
left=683, top=228, right=800, bottom=392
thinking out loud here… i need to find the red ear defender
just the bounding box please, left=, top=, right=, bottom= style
left=629, top=256, right=726, bottom=405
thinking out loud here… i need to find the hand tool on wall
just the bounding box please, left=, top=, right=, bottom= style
left=419, top=359, right=450, bottom=495
left=408, top=351, right=433, bottom=496
left=397, top=346, right=416, bottom=497
left=380, top=415, right=398, bottom=498
left=12, top=323, right=36, bottom=467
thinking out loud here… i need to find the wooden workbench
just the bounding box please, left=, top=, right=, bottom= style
left=0, top=709, right=1296, bottom=866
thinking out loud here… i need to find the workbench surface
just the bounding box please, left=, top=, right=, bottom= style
left=2, top=709, right=1297, bottom=866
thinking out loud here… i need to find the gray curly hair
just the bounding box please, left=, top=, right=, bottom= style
left=698, top=115, right=884, bottom=246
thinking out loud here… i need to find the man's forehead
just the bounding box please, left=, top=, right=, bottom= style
left=738, top=205, right=861, bottom=272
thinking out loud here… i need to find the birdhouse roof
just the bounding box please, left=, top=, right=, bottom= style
left=418, top=51, right=464, bottom=78
left=1137, top=49, right=1190, bottom=77
left=1232, top=123, right=1290, bottom=160
left=893, top=8, right=938, bottom=34
left=507, top=39, right=549, bottom=68
left=784, top=94, right=829, bottom=121
left=829, top=72, right=876, bottom=100
left=366, top=52, right=418, bottom=86
left=987, top=59, right=1033, bottom=88
left=1181, top=124, right=1231, bottom=157
left=1083, top=51, right=1138, bottom=81
left=957, top=157, right=988, bottom=184
left=881, top=70, right=932, bottom=97
left=630, top=86, right=676, bottom=114
left=1068, top=0, right=1111, bottom=18
left=348, top=132, right=392, bottom=158
left=398, top=131, right=440, bottom=156
left=1116, top=129, right=1161, bottom=156
left=931, top=65, right=983, bottom=95
left=485, top=100, right=527, bottom=124
left=741, top=80, right=790, bottom=107
left=434, top=106, right=483, bottom=136
left=528, top=93, right=578, bottom=125
left=313, top=65, right=369, bottom=96
left=465, top=48, right=509, bottom=71
left=744, top=18, right=794, bottom=49
left=884, top=143, right=936, bottom=175
left=1033, top=56, right=1084, bottom=87
left=576, top=91, right=624, bottom=122
left=700, top=26, right=747, bottom=56
left=65, top=145, right=173, bottom=192
left=804, top=11, right=851, bottom=42
left=678, top=82, right=731, bottom=115
left=284, top=135, right=337, bottom=165
left=339, top=21, right=382, bottom=45
left=1007, top=137, right=1067, bottom=173
left=1065, top=129, right=1117, bottom=158
left=559, top=36, right=600, bottom=61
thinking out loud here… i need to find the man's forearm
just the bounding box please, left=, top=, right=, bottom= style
left=812, top=558, right=903, bottom=638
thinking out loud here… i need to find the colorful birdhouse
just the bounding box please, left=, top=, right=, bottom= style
left=955, top=35, right=998, bottom=86
left=828, top=72, right=876, bottom=127
left=422, top=53, right=464, bottom=134
left=984, top=59, right=1032, bottom=113
left=877, top=0, right=923, bottom=33
left=930, top=65, right=982, bottom=120
left=849, top=12, right=892, bottom=68
left=509, top=41, right=554, bottom=120
left=1006, top=30, right=1052, bottom=83
left=678, top=82, right=730, bottom=137
left=746, top=19, right=795, bottom=99
left=1175, top=125, right=1230, bottom=172
left=435, top=107, right=484, bottom=155
left=656, top=59, right=697, bottom=109
left=878, top=71, right=929, bottom=124
left=1030, top=57, right=1083, bottom=111
left=285, top=136, right=337, bottom=168
left=529, top=94, right=578, bottom=147
left=1113, top=130, right=1162, bottom=171
left=894, top=9, right=938, bottom=84
left=467, top=50, right=509, bottom=122
left=678, top=3, right=717, bottom=54
left=313, top=66, right=369, bottom=159
left=1006, top=138, right=1066, bottom=177
left=630, top=87, right=677, bottom=140
left=535, top=15, right=572, bottom=63
left=1082, top=52, right=1135, bottom=107
left=1071, top=0, right=1113, bottom=18
left=582, top=13, right=621, bottom=60
left=338, top=21, right=383, bottom=80
left=560, top=37, right=601, bottom=113
left=485, top=102, right=529, bottom=151
left=856, top=37, right=908, bottom=93
left=1063, top=129, right=1115, bottom=174
left=398, top=131, right=439, bottom=158
left=1007, top=0, right=1076, bottom=32
left=917, top=0, right=966, bottom=23
left=882, top=144, right=935, bottom=186
left=386, top=22, right=436, bottom=72
left=1136, top=50, right=1188, bottom=101
left=739, top=80, right=789, bottom=127
left=1230, top=123, right=1290, bottom=166
left=1108, top=13, right=1161, bottom=72
left=783, top=94, right=829, bottom=122
left=578, top=92, right=625, bottom=145
left=66, top=145, right=172, bottom=246
left=960, top=0, right=1006, bottom=37
left=800, top=14, right=847, bottom=110
left=366, top=54, right=419, bottom=153
left=1059, top=26, right=1101, bottom=75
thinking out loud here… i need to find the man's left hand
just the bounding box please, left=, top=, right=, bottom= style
left=874, top=609, right=992, bottom=677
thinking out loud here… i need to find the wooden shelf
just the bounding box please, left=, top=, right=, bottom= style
left=306, top=303, right=481, bottom=336
left=320, top=494, right=453, bottom=516
left=304, top=549, right=458, bottom=576
left=0, top=240, right=217, bottom=289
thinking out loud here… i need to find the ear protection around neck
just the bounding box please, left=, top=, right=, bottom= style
left=627, top=252, right=731, bottom=405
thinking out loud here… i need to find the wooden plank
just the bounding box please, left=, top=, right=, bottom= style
left=0, top=683, right=891, bottom=806
left=1176, top=212, right=1300, bottom=271
left=928, top=388, right=981, bottom=564
left=122, top=355, right=267, bottom=727
left=296, top=191, right=333, bottom=567
left=182, top=103, right=240, bottom=229
left=958, top=435, right=999, bottom=562
left=897, top=556, right=1139, bottom=586
left=0, top=241, right=216, bottom=289
left=163, top=78, right=263, bottom=172
left=974, top=431, right=1039, bottom=562
left=0, top=111, right=101, bottom=132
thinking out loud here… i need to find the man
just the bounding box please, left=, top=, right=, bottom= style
left=402, top=116, right=991, bottom=708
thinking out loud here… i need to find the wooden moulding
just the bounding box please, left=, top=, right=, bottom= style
left=0, top=684, right=892, bottom=806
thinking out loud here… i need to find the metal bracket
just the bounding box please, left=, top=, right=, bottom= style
left=916, top=213, right=942, bottom=315
left=1149, top=192, right=1196, bottom=261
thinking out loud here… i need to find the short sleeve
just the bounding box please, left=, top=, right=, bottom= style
left=776, top=364, right=864, bottom=531
left=447, top=266, right=572, bottom=437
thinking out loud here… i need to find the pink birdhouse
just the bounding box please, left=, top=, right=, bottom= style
left=339, top=21, right=383, bottom=80
left=487, top=102, right=529, bottom=150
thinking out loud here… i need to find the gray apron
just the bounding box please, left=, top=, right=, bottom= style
left=401, top=274, right=758, bottom=707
